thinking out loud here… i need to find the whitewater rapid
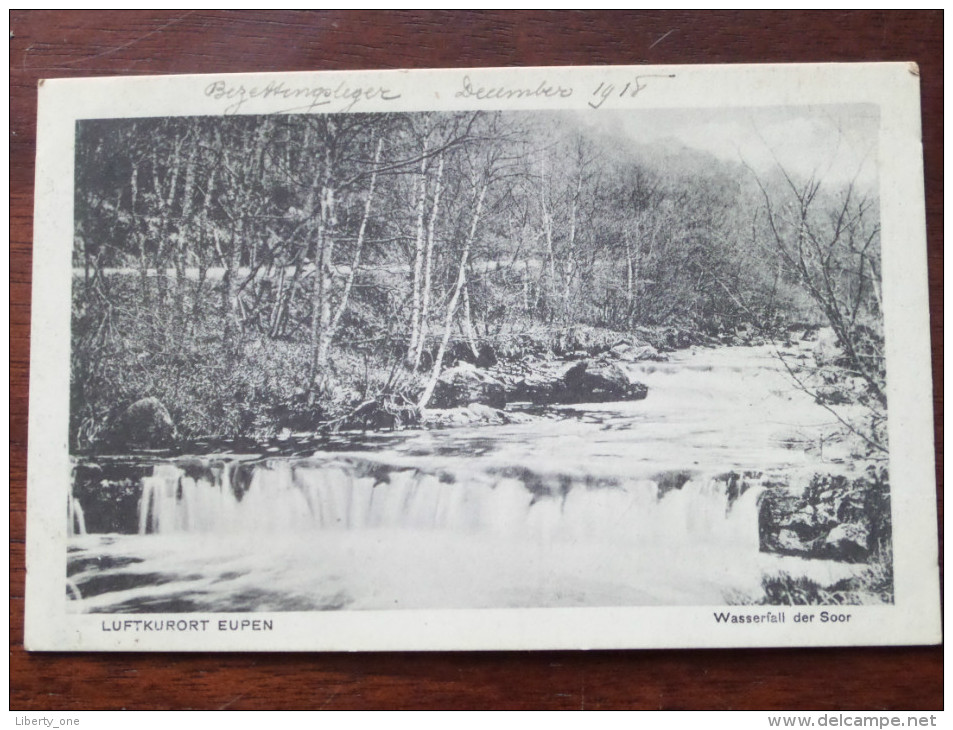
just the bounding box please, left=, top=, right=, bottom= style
left=67, top=345, right=865, bottom=613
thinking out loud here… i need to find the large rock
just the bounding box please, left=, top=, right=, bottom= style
left=560, top=359, right=648, bottom=403
left=822, top=523, right=870, bottom=562
left=776, top=528, right=814, bottom=555
left=610, top=342, right=665, bottom=363
left=510, top=358, right=648, bottom=405
left=510, top=365, right=563, bottom=405
left=102, top=397, right=178, bottom=450
left=343, top=399, right=419, bottom=431
left=758, top=469, right=888, bottom=564
left=429, top=363, right=506, bottom=409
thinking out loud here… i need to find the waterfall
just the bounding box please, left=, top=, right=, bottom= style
left=126, top=458, right=761, bottom=552
left=64, top=345, right=870, bottom=612
left=67, top=493, right=86, bottom=536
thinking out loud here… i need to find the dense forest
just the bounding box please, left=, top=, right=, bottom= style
left=70, top=109, right=885, bottom=451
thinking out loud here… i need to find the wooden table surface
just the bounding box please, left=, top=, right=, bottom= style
left=10, top=10, right=943, bottom=711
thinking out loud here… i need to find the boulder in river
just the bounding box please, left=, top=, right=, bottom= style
left=509, top=365, right=563, bottom=405
left=343, top=399, right=420, bottom=431
left=559, top=359, right=648, bottom=404
left=100, top=396, right=178, bottom=450
left=429, top=362, right=507, bottom=409
left=511, top=358, right=648, bottom=405
left=610, top=342, right=665, bottom=363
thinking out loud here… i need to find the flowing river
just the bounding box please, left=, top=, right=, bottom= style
left=67, top=344, right=869, bottom=613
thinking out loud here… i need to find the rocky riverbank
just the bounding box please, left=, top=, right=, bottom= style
left=758, top=464, right=891, bottom=565
left=83, top=320, right=859, bottom=452
left=70, top=329, right=893, bottom=607
left=89, top=325, right=688, bottom=452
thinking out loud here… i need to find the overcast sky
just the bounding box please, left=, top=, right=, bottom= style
left=576, top=104, right=880, bottom=191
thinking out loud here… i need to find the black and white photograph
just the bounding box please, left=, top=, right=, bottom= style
left=26, top=64, right=940, bottom=650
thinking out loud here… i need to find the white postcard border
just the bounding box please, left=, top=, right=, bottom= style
left=25, top=62, right=941, bottom=651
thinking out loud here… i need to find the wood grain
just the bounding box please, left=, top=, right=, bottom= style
left=10, top=10, right=942, bottom=710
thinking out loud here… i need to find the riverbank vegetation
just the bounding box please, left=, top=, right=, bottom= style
left=71, top=110, right=884, bottom=452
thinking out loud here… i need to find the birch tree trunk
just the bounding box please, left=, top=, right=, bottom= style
left=305, top=118, right=338, bottom=394
left=129, top=162, right=150, bottom=306
left=461, top=280, right=480, bottom=358
left=270, top=262, right=287, bottom=338
left=407, top=143, right=430, bottom=362
left=412, top=152, right=444, bottom=370
left=563, top=173, right=582, bottom=323
left=539, top=153, right=558, bottom=323
left=173, top=141, right=198, bottom=315
left=192, top=161, right=218, bottom=319
left=151, top=135, right=183, bottom=307
left=418, top=182, right=488, bottom=411
left=212, top=222, right=242, bottom=341
left=315, top=136, right=383, bottom=385
left=309, top=179, right=336, bottom=390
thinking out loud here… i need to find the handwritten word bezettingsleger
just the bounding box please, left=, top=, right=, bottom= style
left=205, top=80, right=401, bottom=115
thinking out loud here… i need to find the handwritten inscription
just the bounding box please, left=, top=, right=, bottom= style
left=455, top=75, right=573, bottom=101
left=205, top=80, right=401, bottom=115
left=454, top=73, right=674, bottom=108
left=204, top=73, right=676, bottom=115
left=588, top=75, right=677, bottom=109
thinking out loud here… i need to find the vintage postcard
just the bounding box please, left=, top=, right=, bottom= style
left=25, top=63, right=940, bottom=651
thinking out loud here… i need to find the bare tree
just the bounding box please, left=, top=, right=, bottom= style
left=411, top=152, right=445, bottom=370
left=751, top=161, right=886, bottom=453
left=754, top=167, right=884, bottom=405
left=417, top=179, right=489, bottom=410
left=315, top=135, right=384, bottom=384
